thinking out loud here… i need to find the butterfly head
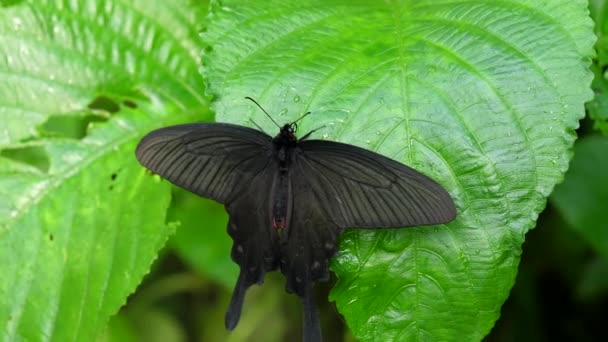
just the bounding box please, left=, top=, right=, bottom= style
left=277, top=123, right=298, bottom=143
left=278, top=110, right=311, bottom=142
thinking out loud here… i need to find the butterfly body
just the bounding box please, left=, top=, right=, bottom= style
left=136, top=119, right=456, bottom=342
left=270, top=124, right=297, bottom=236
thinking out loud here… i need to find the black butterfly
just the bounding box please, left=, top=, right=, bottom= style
left=135, top=98, right=456, bottom=342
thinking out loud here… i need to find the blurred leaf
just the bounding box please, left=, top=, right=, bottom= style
left=586, top=65, right=608, bottom=135
left=202, top=0, right=594, bottom=340
left=98, top=313, right=138, bottom=342
left=102, top=272, right=210, bottom=342
left=587, top=0, right=608, bottom=134
left=551, top=135, right=608, bottom=257
left=486, top=204, right=607, bottom=342
left=103, top=305, right=188, bottom=342
left=195, top=273, right=294, bottom=342
left=577, top=256, right=608, bottom=300
left=130, top=309, right=187, bottom=342
left=589, top=0, right=608, bottom=59
left=0, top=0, right=208, bottom=341
left=167, top=189, right=237, bottom=288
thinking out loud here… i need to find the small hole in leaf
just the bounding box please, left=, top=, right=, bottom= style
left=88, top=96, right=120, bottom=113
left=1, top=0, right=25, bottom=8
left=49, top=234, right=54, bottom=241
left=123, top=100, right=137, bottom=108
left=111, top=173, right=117, bottom=181
left=0, top=146, right=50, bottom=172
left=40, top=115, right=107, bottom=139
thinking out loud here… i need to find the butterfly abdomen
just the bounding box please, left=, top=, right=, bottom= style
left=270, top=169, right=293, bottom=238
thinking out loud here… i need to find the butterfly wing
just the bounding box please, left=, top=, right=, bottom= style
left=295, top=139, right=456, bottom=228
left=136, top=123, right=279, bottom=329
left=136, top=124, right=456, bottom=341
left=224, top=166, right=280, bottom=331
left=281, top=139, right=456, bottom=341
left=281, top=165, right=342, bottom=342
left=135, top=123, right=272, bottom=204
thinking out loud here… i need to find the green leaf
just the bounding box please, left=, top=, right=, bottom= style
left=202, top=0, right=594, bottom=340
left=0, top=0, right=206, bottom=145
left=576, top=256, right=608, bottom=300
left=586, top=64, right=608, bottom=135
left=587, top=0, right=608, bottom=134
left=0, top=0, right=208, bottom=340
left=551, top=135, right=608, bottom=257
left=590, top=0, right=608, bottom=63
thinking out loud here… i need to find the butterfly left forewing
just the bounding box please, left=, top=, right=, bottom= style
left=296, top=139, right=456, bottom=229
left=135, top=123, right=272, bottom=204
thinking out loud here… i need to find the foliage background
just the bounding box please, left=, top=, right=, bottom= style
left=0, top=0, right=605, bottom=341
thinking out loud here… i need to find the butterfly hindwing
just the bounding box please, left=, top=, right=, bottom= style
left=225, top=165, right=280, bottom=330
left=281, top=164, right=342, bottom=342
left=281, top=169, right=340, bottom=294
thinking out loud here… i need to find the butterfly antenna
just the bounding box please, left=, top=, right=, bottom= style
left=248, top=117, right=266, bottom=133
left=299, top=125, right=326, bottom=140
left=293, top=111, right=312, bottom=125
left=245, top=97, right=280, bottom=128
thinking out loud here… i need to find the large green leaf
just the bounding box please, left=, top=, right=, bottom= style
left=0, top=0, right=207, bottom=340
left=202, top=0, right=594, bottom=340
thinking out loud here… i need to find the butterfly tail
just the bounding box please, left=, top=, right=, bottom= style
left=300, top=284, right=322, bottom=342
left=225, top=270, right=249, bottom=331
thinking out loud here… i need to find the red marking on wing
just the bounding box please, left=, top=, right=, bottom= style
left=272, top=218, right=286, bottom=230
